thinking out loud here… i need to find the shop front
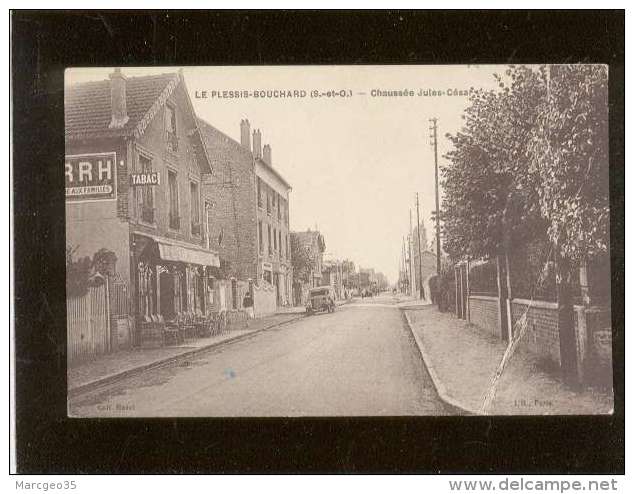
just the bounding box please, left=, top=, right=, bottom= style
left=132, top=233, right=220, bottom=344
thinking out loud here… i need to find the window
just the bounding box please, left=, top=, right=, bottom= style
left=286, top=235, right=289, bottom=259
left=257, top=178, right=262, bottom=208
left=137, top=154, right=154, bottom=223
left=277, top=195, right=282, bottom=220
left=190, top=182, right=200, bottom=235
left=279, top=231, right=283, bottom=258
left=258, top=221, right=263, bottom=253
left=268, top=225, right=272, bottom=255
left=266, top=188, right=271, bottom=214
left=273, top=228, right=277, bottom=252
left=165, top=104, right=178, bottom=152
left=205, top=200, right=212, bottom=249
left=168, top=170, right=179, bottom=230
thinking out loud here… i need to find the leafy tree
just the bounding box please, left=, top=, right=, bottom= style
left=92, top=248, right=117, bottom=276
left=528, top=65, right=609, bottom=262
left=66, top=245, right=92, bottom=297
left=290, top=235, right=316, bottom=284
left=442, top=66, right=547, bottom=261
left=442, top=64, right=609, bottom=386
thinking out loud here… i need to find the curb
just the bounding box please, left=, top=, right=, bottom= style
left=401, top=309, right=479, bottom=415
left=68, top=314, right=305, bottom=398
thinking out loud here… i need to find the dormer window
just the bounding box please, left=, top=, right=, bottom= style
left=165, top=104, right=178, bottom=152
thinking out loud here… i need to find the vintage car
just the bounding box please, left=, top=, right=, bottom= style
left=306, top=286, right=336, bottom=315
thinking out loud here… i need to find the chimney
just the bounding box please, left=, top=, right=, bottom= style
left=240, top=119, right=251, bottom=151
left=263, top=144, right=272, bottom=165
left=252, top=129, right=262, bottom=159
left=108, top=68, right=129, bottom=129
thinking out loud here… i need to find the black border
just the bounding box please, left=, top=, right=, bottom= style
left=12, top=10, right=625, bottom=474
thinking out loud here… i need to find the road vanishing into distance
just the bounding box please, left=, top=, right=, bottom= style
left=69, top=294, right=452, bottom=417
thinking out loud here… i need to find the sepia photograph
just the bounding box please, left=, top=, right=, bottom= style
left=63, top=64, right=613, bottom=418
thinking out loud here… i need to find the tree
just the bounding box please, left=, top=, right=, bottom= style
left=443, top=65, right=610, bottom=386
left=442, top=66, right=548, bottom=262
left=290, top=235, right=316, bottom=284
left=527, top=64, right=609, bottom=386
left=92, top=248, right=117, bottom=276
left=66, top=245, right=92, bottom=297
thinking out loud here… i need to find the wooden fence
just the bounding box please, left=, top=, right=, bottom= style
left=67, top=284, right=110, bottom=364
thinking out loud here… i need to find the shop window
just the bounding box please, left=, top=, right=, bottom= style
left=168, top=170, right=180, bottom=230
left=165, top=104, right=178, bottom=152
left=190, top=181, right=200, bottom=236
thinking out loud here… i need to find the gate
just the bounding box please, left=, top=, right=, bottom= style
left=67, top=283, right=110, bottom=364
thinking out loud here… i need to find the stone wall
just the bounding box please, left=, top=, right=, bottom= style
left=511, top=299, right=561, bottom=365
left=469, top=295, right=502, bottom=338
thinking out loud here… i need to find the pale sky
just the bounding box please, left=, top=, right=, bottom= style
left=67, top=65, right=503, bottom=284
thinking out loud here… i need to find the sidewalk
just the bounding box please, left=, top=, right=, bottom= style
left=68, top=312, right=303, bottom=395
left=403, top=305, right=613, bottom=415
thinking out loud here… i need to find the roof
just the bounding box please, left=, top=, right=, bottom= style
left=255, top=157, right=292, bottom=191
left=196, top=117, right=253, bottom=167
left=197, top=117, right=292, bottom=190
left=65, top=72, right=180, bottom=139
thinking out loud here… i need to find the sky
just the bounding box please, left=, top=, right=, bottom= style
left=67, top=65, right=503, bottom=284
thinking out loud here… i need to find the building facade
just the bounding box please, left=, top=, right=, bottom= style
left=65, top=68, right=220, bottom=347
left=198, top=118, right=293, bottom=310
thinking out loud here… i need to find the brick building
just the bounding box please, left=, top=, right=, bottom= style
left=65, top=68, right=220, bottom=347
left=198, top=118, right=293, bottom=311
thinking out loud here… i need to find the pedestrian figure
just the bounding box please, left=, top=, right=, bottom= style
left=242, top=291, right=254, bottom=319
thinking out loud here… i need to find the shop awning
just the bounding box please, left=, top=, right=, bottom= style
left=157, top=241, right=220, bottom=267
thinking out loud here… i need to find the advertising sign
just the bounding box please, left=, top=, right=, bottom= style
left=65, top=152, right=117, bottom=202
left=130, top=172, right=160, bottom=186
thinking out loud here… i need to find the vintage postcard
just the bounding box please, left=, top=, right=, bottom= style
left=64, top=65, right=613, bottom=417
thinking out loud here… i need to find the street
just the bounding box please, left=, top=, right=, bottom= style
left=69, top=294, right=451, bottom=417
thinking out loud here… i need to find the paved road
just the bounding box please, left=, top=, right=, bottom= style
left=69, top=295, right=450, bottom=416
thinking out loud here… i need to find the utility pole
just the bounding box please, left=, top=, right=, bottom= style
left=415, top=193, right=424, bottom=300
left=429, top=117, right=441, bottom=276
left=409, top=209, right=415, bottom=297
left=402, top=236, right=407, bottom=293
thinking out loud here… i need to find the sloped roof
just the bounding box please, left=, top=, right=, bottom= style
left=196, top=117, right=253, bottom=167
left=197, top=117, right=292, bottom=190
left=65, top=72, right=179, bottom=139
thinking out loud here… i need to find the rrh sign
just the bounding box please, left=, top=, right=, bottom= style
left=65, top=153, right=117, bottom=201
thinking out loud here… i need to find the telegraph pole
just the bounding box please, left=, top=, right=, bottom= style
left=415, top=193, right=424, bottom=300
left=409, top=209, right=414, bottom=297
left=429, top=117, right=441, bottom=276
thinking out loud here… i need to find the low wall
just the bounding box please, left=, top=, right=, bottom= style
left=511, top=299, right=561, bottom=365
left=469, top=295, right=502, bottom=338
left=253, top=282, right=277, bottom=317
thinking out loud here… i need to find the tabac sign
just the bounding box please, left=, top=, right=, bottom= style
left=130, top=172, right=160, bottom=186
left=65, top=153, right=117, bottom=201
